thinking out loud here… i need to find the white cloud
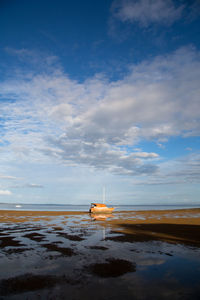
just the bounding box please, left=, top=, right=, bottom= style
left=111, top=0, right=185, bottom=27
left=25, top=183, right=44, bottom=188
left=11, top=183, right=44, bottom=189
left=132, top=152, right=159, bottom=158
left=0, top=46, right=200, bottom=177
left=0, top=174, right=20, bottom=180
left=0, top=190, right=12, bottom=195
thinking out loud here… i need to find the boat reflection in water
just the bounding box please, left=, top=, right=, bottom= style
left=90, top=213, right=114, bottom=221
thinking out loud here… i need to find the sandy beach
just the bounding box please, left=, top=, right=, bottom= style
left=0, top=208, right=200, bottom=299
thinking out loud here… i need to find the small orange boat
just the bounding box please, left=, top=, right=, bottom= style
left=89, top=203, right=115, bottom=214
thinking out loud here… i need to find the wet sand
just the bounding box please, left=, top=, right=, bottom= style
left=1, top=207, right=200, bottom=222
left=0, top=208, right=200, bottom=299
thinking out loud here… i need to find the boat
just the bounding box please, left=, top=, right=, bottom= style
left=89, top=203, right=115, bottom=213
left=89, top=187, right=115, bottom=214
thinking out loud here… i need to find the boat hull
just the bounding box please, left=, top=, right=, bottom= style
left=89, top=207, right=115, bottom=214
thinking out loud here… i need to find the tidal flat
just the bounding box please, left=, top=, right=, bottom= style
left=0, top=209, right=200, bottom=299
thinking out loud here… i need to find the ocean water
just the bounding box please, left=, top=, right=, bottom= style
left=0, top=202, right=200, bottom=211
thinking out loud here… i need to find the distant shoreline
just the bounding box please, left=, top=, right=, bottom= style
left=0, top=207, right=200, bottom=214
left=1, top=207, right=200, bottom=213
left=0, top=203, right=200, bottom=213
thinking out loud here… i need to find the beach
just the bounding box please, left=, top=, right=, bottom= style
left=0, top=208, right=200, bottom=299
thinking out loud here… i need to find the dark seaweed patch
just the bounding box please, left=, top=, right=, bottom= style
left=0, top=232, right=9, bottom=237
left=23, top=232, right=46, bottom=242
left=0, top=274, right=80, bottom=296
left=88, top=258, right=135, bottom=277
left=88, top=246, right=108, bottom=250
left=56, top=232, right=84, bottom=241
left=42, top=243, right=76, bottom=256
left=106, top=224, right=200, bottom=247
left=5, top=248, right=33, bottom=254
left=0, top=236, right=25, bottom=248
left=52, top=226, right=63, bottom=231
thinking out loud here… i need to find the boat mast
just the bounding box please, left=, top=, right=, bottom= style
left=103, top=186, right=106, bottom=204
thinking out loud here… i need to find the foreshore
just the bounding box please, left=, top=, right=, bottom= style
left=0, top=207, right=200, bottom=224
left=0, top=208, right=200, bottom=299
left=1, top=208, right=200, bottom=247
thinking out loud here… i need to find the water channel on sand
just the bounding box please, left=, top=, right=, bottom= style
left=0, top=209, right=200, bottom=299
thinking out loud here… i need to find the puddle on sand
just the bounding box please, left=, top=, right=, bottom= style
left=0, top=213, right=200, bottom=299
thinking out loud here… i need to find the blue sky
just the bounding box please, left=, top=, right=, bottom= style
left=0, top=0, right=200, bottom=205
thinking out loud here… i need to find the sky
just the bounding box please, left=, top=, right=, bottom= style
left=0, top=0, right=200, bottom=205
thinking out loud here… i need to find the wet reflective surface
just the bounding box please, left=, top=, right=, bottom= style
left=0, top=211, right=200, bottom=299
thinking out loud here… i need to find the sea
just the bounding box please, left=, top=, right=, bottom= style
left=0, top=203, right=200, bottom=211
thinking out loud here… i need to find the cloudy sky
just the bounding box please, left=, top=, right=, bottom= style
left=0, top=0, right=200, bottom=205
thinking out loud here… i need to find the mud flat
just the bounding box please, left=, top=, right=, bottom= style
left=0, top=208, right=200, bottom=299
